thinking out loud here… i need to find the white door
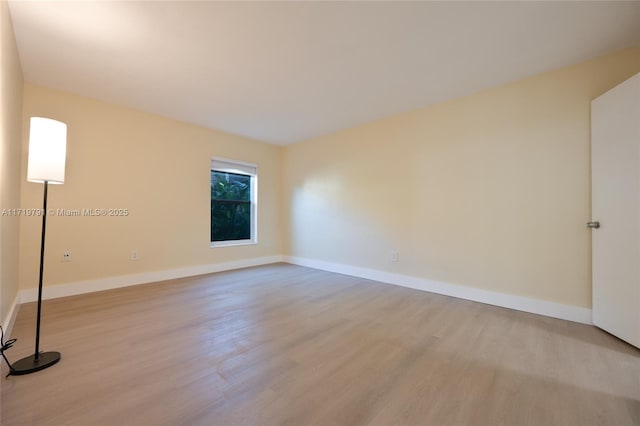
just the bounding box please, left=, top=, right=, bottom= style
left=591, top=72, right=640, bottom=349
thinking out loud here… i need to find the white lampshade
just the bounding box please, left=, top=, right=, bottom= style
left=27, top=117, right=67, bottom=184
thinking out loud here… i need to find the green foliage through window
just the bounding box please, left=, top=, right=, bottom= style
left=211, top=171, right=252, bottom=242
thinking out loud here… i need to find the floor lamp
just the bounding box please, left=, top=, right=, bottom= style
left=10, top=117, right=67, bottom=375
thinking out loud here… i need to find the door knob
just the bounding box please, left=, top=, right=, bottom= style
left=587, top=221, right=600, bottom=229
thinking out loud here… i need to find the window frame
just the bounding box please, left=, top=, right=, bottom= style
left=210, top=157, right=258, bottom=248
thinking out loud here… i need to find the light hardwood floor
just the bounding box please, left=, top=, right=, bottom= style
left=1, top=263, right=639, bottom=425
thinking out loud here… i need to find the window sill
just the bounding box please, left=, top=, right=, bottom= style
left=210, top=239, right=256, bottom=248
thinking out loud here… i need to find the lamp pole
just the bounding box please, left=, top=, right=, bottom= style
left=10, top=180, right=61, bottom=374
left=33, top=180, right=48, bottom=362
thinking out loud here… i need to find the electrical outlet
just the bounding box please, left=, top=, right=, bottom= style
left=131, top=250, right=139, bottom=261
left=62, top=250, right=72, bottom=262
left=391, top=251, right=398, bottom=262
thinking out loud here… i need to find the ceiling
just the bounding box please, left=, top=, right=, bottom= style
left=8, top=1, right=640, bottom=145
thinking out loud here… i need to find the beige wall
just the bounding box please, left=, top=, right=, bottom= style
left=19, top=84, right=282, bottom=290
left=1, top=1, right=24, bottom=327
left=282, top=47, right=640, bottom=309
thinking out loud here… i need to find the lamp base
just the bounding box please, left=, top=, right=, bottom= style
left=9, top=351, right=61, bottom=375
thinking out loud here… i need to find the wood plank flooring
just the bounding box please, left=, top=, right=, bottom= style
left=1, top=263, right=639, bottom=425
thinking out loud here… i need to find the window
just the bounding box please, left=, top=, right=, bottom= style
left=210, top=158, right=257, bottom=246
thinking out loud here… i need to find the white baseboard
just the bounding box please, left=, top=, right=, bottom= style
left=283, top=256, right=592, bottom=325
left=20, top=255, right=283, bottom=303
left=16, top=254, right=592, bottom=325
left=1, top=294, right=20, bottom=337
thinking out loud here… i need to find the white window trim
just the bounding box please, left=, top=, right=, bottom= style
left=210, top=157, right=258, bottom=248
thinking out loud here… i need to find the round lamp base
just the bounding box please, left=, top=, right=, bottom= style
left=10, top=351, right=61, bottom=375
